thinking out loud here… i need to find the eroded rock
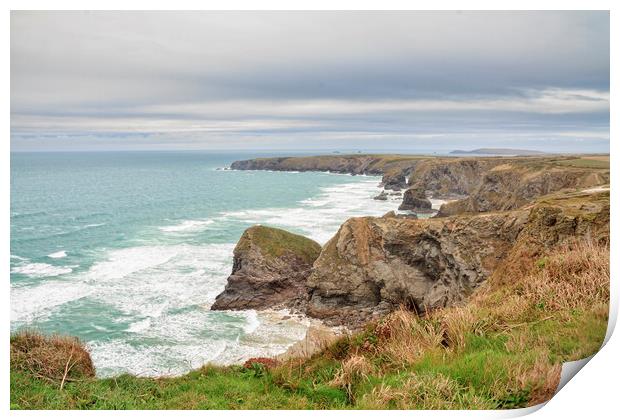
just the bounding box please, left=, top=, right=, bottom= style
left=211, top=225, right=321, bottom=311
left=398, top=186, right=433, bottom=212
left=373, top=191, right=388, bottom=201
left=306, top=212, right=528, bottom=327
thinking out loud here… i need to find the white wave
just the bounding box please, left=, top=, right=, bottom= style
left=88, top=337, right=229, bottom=378
left=84, top=223, right=106, bottom=228
left=126, top=318, right=151, bottom=333
left=159, top=219, right=214, bottom=233
left=81, top=243, right=235, bottom=317
left=11, top=279, right=89, bottom=323
left=48, top=250, right=67, bottom=259
left=85, top=246, right=181, bottom=281
left=243, top=310, right=260, bottom=334
left=11, top=243, right=235, bottom=326
left=430, top=198, right=448, bottom=210
left=220, top=177, right=398, bottom=243
left=11, top=262, right=73, bottom=278
left=89, top=309, right=311, bottom=377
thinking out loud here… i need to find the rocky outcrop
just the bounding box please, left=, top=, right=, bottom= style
left=436, top=163, right=610, bottom=216
left=305, top=190, right=609, bottom=327
left=373, top=191, right=388, bottom=201
left=211, top=225, right=321, bottom=311
left=212, top=189, right=608, bottom=329
left=406, top=158, right=494, bottom=197
left=305, top=212, right=527, bottom=326
left=398, top=186, right=433, bottom=212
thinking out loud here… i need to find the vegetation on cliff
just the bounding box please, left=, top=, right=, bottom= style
left=11, top=236, right=608, bottom=409
left=234, top=225, right=321, bottom=265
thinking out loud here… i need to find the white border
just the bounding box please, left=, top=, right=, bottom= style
left=2, top=2, right=616, bottom=419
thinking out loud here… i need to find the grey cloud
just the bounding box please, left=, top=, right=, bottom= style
left=10, top=11, right=609, bottom=152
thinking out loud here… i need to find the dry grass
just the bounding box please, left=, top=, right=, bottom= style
left=440, top=306, right=479, bottom=350
left=10, top=330, right=95, bottom=387
left=512, top=354, right=562, bottom=406
left=522, top=239, right=609, bottom=312
left=463, top=237, right=610, bottom=326
left=329, top=354, right=375, bottom=400
left=373, top=309, right=445, bottom=366
left=359, top=372, right=495, bottom=409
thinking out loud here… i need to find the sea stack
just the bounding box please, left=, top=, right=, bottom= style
left=398, top=186, right=433, bottom=212
left=211, top=225, right=321, bottom=311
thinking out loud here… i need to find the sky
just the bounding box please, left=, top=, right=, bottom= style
left=10, top=11, right=610, bottom=153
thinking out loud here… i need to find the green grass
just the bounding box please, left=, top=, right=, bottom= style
left=10, top=366, right=341, bottom=409
left=236, top=225, right=321, bottom=265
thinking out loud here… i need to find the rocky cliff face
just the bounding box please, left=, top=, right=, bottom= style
left=406, top=158, right=495, bottom=197
left=305, top=211, right=527, bottom=326
left=231, top=155, right=421, bottom=191
left=436, top=163, right=609, bottom=216
left=231, top=155, right=609, bottom=218
left=305, top=190, right=609, bottom=327
left=220, top=155, right=609, bottom=328
left=211, top=225, right=321, bottom=311
left=211, top=191, right=608, bottom=328
left=398, top=186, right=433, bottom=212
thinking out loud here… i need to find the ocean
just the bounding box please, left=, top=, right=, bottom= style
left=10, top=151, right=406, bottom=377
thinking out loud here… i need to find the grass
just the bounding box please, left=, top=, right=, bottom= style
left=11, top=238, right=609, bottom=410
left=236, top=225, right=322, bottom=265
left=552, top=158, right=610, bottom=169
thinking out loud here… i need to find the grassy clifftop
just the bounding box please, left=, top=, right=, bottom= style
left=11, top=237, right=608, bottom=409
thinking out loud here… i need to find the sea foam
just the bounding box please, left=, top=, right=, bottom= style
left=159, top=219, right=215, bottom=233
left=11, top=262, right=73, bottom=278
left=48, top=250, right=67, bottom=259
left=220, top=177, right=398, bottom=243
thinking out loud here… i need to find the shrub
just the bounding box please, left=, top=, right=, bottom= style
left=11, top=330, right=95, bottom=388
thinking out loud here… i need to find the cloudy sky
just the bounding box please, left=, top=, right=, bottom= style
left=11, top=11, right=609, bottom=152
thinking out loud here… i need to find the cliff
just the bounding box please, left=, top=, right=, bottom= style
left=211, top=225, right=321, bottom=311
left=306, top=210, right=527, bottom=326
left=433, top=158, right=610, bottom=216
left=306, top=189, right=609, bottom=327
left=231, top=154, right=609, bottom=217
left=212, top=188, right=608, bottom=328
left=231, top=154, right=426, bottom=191
left=450, top=148, right=545, bottom=155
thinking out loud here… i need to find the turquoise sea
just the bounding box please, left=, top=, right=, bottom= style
left=10, top=151, right=404, bottom=377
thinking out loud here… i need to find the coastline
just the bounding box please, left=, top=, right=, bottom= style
left=10, top=158, right=400, bottom=378
left=11, top=154, right=610, bottom=409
